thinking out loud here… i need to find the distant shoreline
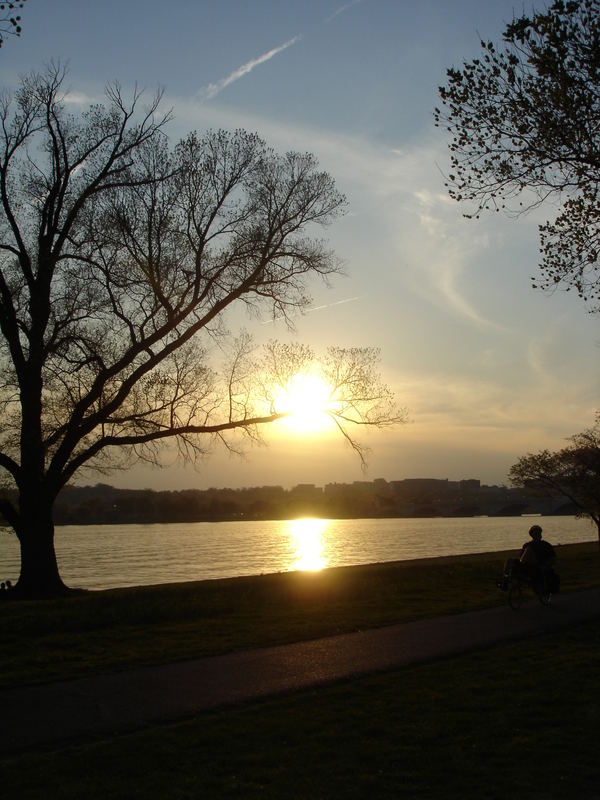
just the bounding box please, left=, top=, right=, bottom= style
left=0, top=479, right=575, bottom=528
left=51, top=510, right=570, bottom=527
left=43, top=480, right=576, bottom=527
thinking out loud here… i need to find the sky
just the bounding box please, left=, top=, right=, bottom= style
left=2, top=0, right=599, bottom=491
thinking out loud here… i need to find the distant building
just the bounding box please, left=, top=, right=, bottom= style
left=459, top=479, right=480, bottom=491
left=289, top=484, right=322, bottom=499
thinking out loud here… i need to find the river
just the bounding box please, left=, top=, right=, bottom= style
left=0, top=515, right=594, bottom=590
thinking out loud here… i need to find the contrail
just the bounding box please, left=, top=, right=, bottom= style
left=199, top=35, right=301, bottom=100
left=309, top=296, right=362, bottom=313
left=261, top=296, right=363, bottom=324
left=325, top=0, right=364, bottom=24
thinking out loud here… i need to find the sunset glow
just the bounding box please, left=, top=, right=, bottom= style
left=12, top=1, right=598, bottom=494
left=274, top=373, right=338, bottom=435
left=288, top=517, right=328, bottom=571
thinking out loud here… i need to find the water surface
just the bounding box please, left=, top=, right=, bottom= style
left=0, top=515, right=593, bottom=590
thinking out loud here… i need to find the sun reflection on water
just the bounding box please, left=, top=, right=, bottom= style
left=288, top=518, right=328, bottom=571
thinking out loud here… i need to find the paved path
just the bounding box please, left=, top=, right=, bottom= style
left=3, top=588, right=600, bottom=753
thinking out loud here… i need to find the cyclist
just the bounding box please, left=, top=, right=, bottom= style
left=519, top=524, right=556, bottom=593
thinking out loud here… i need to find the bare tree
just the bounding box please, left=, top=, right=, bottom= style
left=261, top=341, right=402, bottom=468
left=0, top=1, right=25, bottom=48
left=435, top=0, right=600, bottom=311
left=0, top=65, right=402, bottom=596
left=509, top=414, right=600, bottom=545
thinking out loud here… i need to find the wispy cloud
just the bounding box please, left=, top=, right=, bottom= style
left=199, top=36, right=301, bottom=101
left=171, top=97, right=504, bottom=329
left=61, top=90, right=96, bottom=105
left=167, top=93, right=599, bottom=474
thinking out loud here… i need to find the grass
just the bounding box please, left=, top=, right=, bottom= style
left=2, top=542, right=600, bottom=797
left=2, top=541, right=600, bottom=688
left=2, top=613, right=600, bottom=797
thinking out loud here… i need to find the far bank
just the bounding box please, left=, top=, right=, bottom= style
left=45, top=478, right=575, bottom=525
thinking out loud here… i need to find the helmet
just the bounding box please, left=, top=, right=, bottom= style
left=528, top=524, right=543, bottom=539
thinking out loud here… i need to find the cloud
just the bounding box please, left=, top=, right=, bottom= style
left=198, top=36, right=301, bottom=101
left=60, top=90, right=96, bottom=105
left=168, top=98, right=510, bottom=330
left=146, top=91, right=600, bottom=484
left=392, top=368, right=583, bottom=443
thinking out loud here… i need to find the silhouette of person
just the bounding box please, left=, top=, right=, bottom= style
left=519, top=524, right=556, bottom=592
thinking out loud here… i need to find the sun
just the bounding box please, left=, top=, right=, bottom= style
left=274, top=372, right=337, bottom=434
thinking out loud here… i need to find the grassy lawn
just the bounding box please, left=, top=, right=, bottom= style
left=1, top=541, right=599, bottom=688
left=1, top=542, right=600, bottom=797
left=2, top=614, right=600, bottom=798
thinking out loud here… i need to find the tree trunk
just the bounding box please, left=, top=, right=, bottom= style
left=15, top=493, right=68, bottom=597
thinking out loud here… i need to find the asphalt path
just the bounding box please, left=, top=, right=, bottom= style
left=3, top=587, right=600, bottom=753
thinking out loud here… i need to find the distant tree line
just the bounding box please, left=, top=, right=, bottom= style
left=0, top=478, right=574, bottom=527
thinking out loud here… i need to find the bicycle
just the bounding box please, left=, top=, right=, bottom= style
left=497, top=560, right=555, bottom=610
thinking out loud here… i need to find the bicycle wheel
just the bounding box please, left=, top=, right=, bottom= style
left=538, top=591, right=552, bottom=606
left=508, top=581, right=524, bottom=610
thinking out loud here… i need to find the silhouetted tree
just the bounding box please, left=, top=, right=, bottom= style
left=509, top=414, right=600, bottom=544
left=0, top=65, right=402, bottom=596
left=0, top=1, right=25, bottom=48
left=435, top=0, right=600, bottom=311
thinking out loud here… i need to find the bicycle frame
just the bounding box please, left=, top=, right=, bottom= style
left=498, top=564, right=552, bottom=610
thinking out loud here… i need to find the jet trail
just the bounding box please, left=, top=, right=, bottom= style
left=261, top=296, right=363, bottom=324
left=200, top=35, right=301, bottom=100
left=325, top=0, right=364, bottom=24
